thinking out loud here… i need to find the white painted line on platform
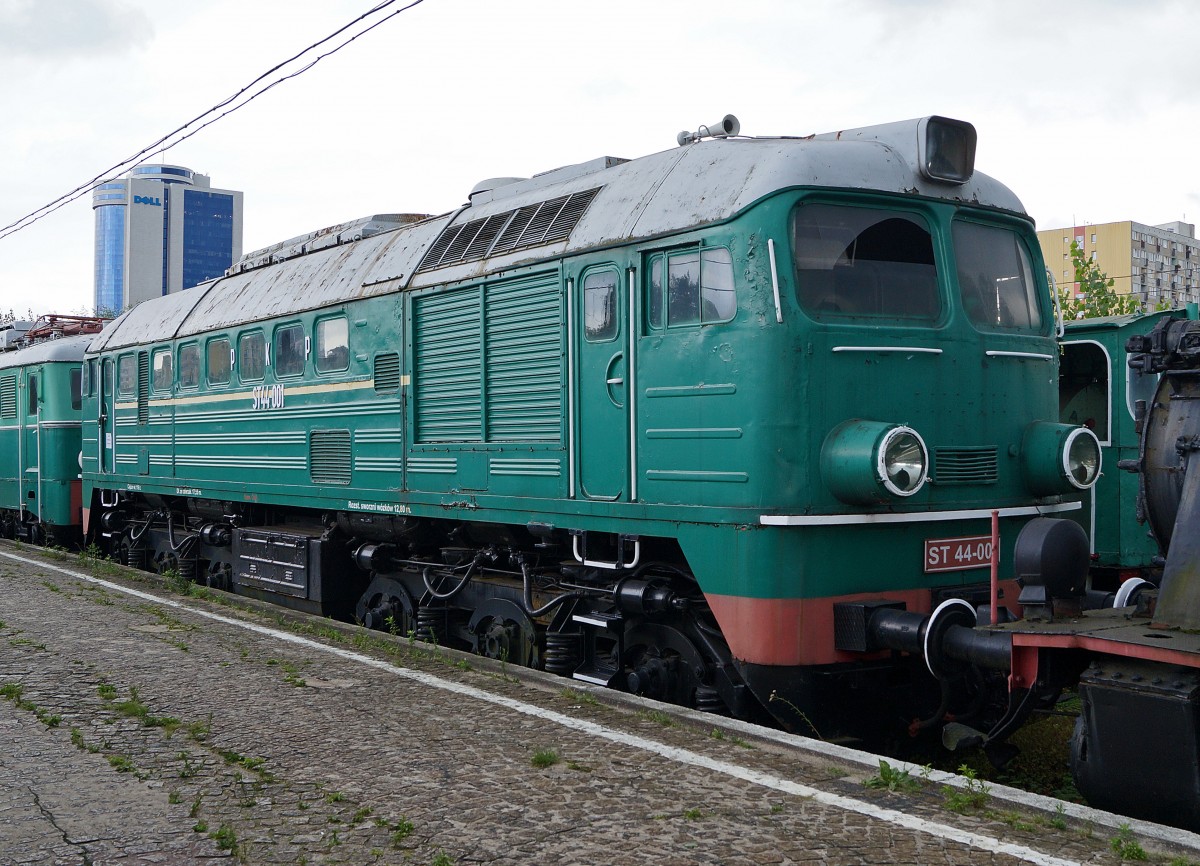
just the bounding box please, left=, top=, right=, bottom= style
left=0, top=549, right=1185, bottom=864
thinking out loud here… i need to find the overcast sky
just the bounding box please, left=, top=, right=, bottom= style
left=1, top=0, right=1197, bottom=317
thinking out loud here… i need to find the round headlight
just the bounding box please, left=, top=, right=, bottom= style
left=878, top=427, right=929, bottom=497
left=1064, top=427, right=1101, bottom=490
left=821, top=420, right=929, bottom=504
left=1021, top=421, right=1103, bottom=497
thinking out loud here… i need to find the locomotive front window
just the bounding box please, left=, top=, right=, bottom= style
left=239, top=332, right=265, bottom=383
left=646, top=245, right=736, bottom=328
left=275, top=324, right=305, bottom=377
left=152, top=349, right=172, bottom=393
left=315, top=317, right=349, bottom=373
left=583, top=269, right=619, bottom=341
left=207, top=338, right=231, bottom=385
left=953, top=221, right=1044, bottom=333
left=791, top=205, right=940, bottom=322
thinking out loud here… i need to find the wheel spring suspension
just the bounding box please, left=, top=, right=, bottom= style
left=177, top=556, right=197, bottom=583
left=123, top=541, right=147, bottom=571
left=694, top=685, right=727, bottom=715
left=544, top=632, right=582, bottom=676
left=416, top=606, right=449, bottom=645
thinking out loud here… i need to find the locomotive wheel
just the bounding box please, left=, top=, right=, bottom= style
left=623, top=623, right=708, bottom=707
left=468, top=599, right=539, bottom=668
left=355, top=577, right=416, bottom=637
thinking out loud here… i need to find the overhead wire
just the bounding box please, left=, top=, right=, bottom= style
left=0, top=0, right=426, bottom=242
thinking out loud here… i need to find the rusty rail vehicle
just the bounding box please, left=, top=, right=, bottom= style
left=80, top=116, right=1103, bottom=761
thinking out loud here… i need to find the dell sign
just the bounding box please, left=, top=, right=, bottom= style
left=133, top=195, right=162, bottom=206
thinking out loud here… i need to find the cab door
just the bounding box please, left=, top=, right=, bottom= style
left=20, top=368, right=39, bottom=518
left=100, top=357, right=115, bottom=474
left=575, top=265, right=631, bottom=500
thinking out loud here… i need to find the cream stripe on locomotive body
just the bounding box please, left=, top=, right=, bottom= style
left=80, top=115, right=1100, bottom=747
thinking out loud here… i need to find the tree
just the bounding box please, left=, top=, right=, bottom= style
left=1058, top=240, right=1141, bottom=319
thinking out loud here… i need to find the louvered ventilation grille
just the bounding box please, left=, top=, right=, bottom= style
left=373, top=353, right=400, bottom=393
left=933, top=447, right=998, bottom=484
left=0, top=376, right=15, bottom=418
left=310, top=429, right=352, bottom=485
left=417, top=187, right=601, bottom=273
left=413, top=288, right=483, bottom=442
left=485, top=276, right=562, bottom=442
left=137, top=353, right=149, bottom=425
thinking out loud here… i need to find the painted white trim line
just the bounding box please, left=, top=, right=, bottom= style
left=985, top=351, right=1055, bottom=361
left=760, top=501, right=1082, bottom=526
left=767, top=238, right=783, bottom=324
left=832, top=346, right=943, bottom=354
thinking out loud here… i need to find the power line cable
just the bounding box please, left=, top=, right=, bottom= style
left=0, top=0, right=425, bottom=242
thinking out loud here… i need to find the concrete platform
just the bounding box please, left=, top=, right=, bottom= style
left=2, top=540, right=1198, bottom=866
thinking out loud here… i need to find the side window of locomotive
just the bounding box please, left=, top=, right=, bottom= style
left=152, top=349, right=172, bottom=393
left=315, top=317, right=349, bottom=373
left=953, top=221, right=1045, bottom=333
left=178, top=344, right=200, bottom=390
left=81, top=360, right=92, bottom=398
left=239, top=332, right=265, bottom=383
left=583, top=269, right=619, bottom=341
left=274, top=324, right=305, bottom=378
left=27, top=375, right=38, bottom=414
left=117, top=354, right=136, bottom=398
left=792, top=204, right=941, bottom=322
left=1059, top=342, right=1110, bottom=443
left=646, top=246, right=736, bottom=328
left=70, top=367, right=83, bottom=410
left=207, top=337, right=231, bottom=386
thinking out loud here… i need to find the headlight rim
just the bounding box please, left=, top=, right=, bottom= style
left=1062, top=426, right=1102, bottom=490
left=875, top=425, right=930, bottom=498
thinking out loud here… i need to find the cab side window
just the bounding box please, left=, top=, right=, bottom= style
left=646, top=246, right=736, bottom=329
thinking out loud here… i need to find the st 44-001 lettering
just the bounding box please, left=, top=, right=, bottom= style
left=251, top=384, right=285, bottom=410
left=924, top=535, right=994, bottom=573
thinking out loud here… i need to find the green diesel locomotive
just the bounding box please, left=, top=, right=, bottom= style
left=81, top=115, right=1099, bottom=740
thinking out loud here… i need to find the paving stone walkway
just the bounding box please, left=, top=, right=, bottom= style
left=1, top=542, right=1198, bottom=866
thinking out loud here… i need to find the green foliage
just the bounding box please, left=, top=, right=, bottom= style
left=942, top=764, right=991, bottom=813
left=1059, top=241, right=1142, bottom=319
left=1110, top=824, right=1148, bottom=860
left=531, top=748, right=560, bottom=769
left=863, top=759, right=921, bottom=793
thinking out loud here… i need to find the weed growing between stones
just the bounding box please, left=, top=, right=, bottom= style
left=942, top=764, right=990, bottom=813
left=531, top=748, right=560, bottom=769
left=863, top=760, right=921, bottom=794
left=1110, top=824, right=1148, bottom=861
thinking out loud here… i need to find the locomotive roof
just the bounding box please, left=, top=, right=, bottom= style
left=90, top=116, right=1028, bottom=352
left=0, top=333, right=95, bottom=369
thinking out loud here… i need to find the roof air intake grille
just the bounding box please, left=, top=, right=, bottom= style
left=417, top=187, right=601, bottom=273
